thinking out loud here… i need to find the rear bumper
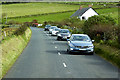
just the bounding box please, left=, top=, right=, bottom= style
left=51, top=32, right=57, bottom=36
left=44, top=28, right=49, bottom=31
left=51, top=33, right=57, bottom=36
left=58, top=36, right=70, bottom=40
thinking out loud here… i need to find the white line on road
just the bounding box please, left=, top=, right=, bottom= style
left=46, top=34, right=49, bottom=36
left=44, top=31, right=46, bottom=33
left=55, top=46, right=57, bottom=49
left=63, top=63, right=67, bottom=68
left=58, top=52, right=61, bottom=55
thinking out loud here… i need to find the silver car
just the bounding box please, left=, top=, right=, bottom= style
left=67, top=34, right=94, bottom=55
left=57, top=29, right=71, bottom=40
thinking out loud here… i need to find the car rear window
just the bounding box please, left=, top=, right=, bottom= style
left=60, top=30, right=69, bottom=33
left=72, top=36, right=90, bottom=41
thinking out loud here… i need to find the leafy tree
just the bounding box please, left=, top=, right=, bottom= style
left=83, top=15, right=116, bottom=34
left=83, top=15, right=116, bottom=40
left=118, top=27, right=120, bottom=44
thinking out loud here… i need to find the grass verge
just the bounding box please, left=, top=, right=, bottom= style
left=1, top=27, right=32, bottom=79
left=94, top=43, right=120, bottom=68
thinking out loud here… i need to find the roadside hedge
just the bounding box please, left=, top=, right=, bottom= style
left=95, top=43, right=120, bottom=68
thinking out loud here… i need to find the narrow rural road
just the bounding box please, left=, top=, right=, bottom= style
left=3, top=27, right=119, bottom=79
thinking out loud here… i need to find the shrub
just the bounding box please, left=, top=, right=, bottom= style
left=14, top=23, right=28, bottom=36
left=7, top=20, right=16, bottom=25
left=24, top=22, right=32, bottom=27
left=83, top=15, right=116, bottom=34
left=118, top=27, right=120, bottom=44
left=83, top=15, right=116, bottom=41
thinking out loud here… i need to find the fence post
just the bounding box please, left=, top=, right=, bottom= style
left=4, top=31, right=6, bottom=37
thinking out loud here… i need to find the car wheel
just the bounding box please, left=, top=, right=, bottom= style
left=67, top=49, right=69, bottom=52
left=57, top=37, right=59, bottom=40
left=67, top=49, right=71, bottom=54
left=57, top=37, right=61, bottom=41
left=90, top=52, right=94, bottom=55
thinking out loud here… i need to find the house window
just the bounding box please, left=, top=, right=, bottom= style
left=82, top=16, right=85, bottom=20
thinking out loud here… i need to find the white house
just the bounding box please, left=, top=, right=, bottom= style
left=71, top=6, right=98, bottom=20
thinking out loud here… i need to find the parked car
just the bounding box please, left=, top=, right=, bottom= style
left=67, top=34, right=94, bottom=54
left=57, top=29, right=71, bottom=40
left=44, top=25, right=51, bottom=31
left=49, top=26, right=58, bottom=34
left=51, top=28, right=60, bottom=36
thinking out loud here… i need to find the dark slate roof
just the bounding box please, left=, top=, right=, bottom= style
left=71, top=7, right=91, bottom=18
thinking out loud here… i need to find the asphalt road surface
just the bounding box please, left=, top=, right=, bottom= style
left=4, top=27, right=119, bottom=79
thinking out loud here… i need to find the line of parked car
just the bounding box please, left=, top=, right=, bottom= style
left=44, top=25, right=95, bottom=55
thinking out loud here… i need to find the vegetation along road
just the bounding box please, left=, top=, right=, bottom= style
left=3, top=27, right=119, bottom=78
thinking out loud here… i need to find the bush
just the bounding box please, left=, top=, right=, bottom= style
left=24, top=22, right=32, bottom=27
left=14, top=23, right=28, bottom=36
left=83, top=15, right=116, bottom=33
left=83, top=15, right=116, bottom=40
left=7, top=20, right=17, bottom=25
left=118, top=27, right=120, bottom=44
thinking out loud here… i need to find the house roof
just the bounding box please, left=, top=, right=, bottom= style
left=70, top=7, right=91, bottom=18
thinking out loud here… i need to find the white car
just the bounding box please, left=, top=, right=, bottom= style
left=51, top=28, right=60, bottom=36
left=49, top=26, right=57, bottom=34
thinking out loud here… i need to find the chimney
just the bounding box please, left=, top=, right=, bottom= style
left=80, top=6, right=83, bottom=10
left=88, top=5, right=92, bottom=7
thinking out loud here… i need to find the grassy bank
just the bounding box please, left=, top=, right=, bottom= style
left=1, top=27, right=32, bottom=78
left=94, top=43, right=120, bottom=68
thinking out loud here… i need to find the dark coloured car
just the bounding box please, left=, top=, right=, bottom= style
left=44, top=25, right=51, bottom=31
left=67, top=34, right=94, bottom=55
left=57, top=29, right=71, bottom=40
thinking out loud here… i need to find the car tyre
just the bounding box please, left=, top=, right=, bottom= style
left=90, top=52, right=94, bottom=55
left=57, top=37, right=61, bottom=41
left=67, top=49, right=71, bottom=54
left=57, top=37, right=60, bottom=41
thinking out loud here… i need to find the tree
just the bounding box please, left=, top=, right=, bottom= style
left=118, top=27, right=120, bottom=44
left=83, top=15, right=116, bottom=40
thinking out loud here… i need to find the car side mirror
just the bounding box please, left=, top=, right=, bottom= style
left=92, top=40, right=95, bottom=43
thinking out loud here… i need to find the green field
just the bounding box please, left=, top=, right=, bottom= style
left=2, top=2, right=117, bottom=18
left=2, top=2, right=118, bottom=24
left=2, top=2, right=80, bottom=18
left=6, top=7, right=118, bottom=24
left=96, top=8, right=118, bottom=24
left=7, top=11, right=75, bottom=23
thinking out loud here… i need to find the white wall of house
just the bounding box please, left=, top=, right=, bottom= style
left=80, top=8, right=98, bottom=20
